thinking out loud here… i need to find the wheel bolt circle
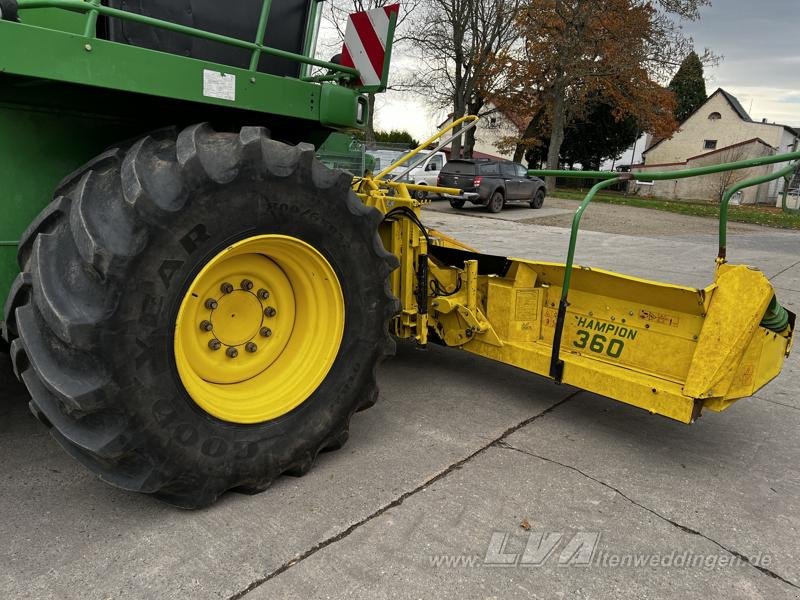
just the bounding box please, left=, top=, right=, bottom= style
left=241, top=279, right=254, bottom=291
left=258, top=288, right=270, bottom=300
left=205, top=298, right=218, bottom=310
left=264, top=306, right=277, bottom=318
left=260, top=327, right=272, bottom=338
left=208, top=339, right=222, bottom=351
left=200, top=320, right=213, bottom=332
left=226, top=347, right=239, bottom=358
left=245, top=342, right=258, bottom=353
left=220, top=282, right=234, bottom=294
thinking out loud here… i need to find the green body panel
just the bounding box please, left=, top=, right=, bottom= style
left=316, top=131, right=367, bottom=175
left=0, top=5, right=368, bottom=313
left=0, top=21, right=363, bottom=128
left=18, top=6, right=86, bottom=33
left=0, top=97, right=142, bottom=302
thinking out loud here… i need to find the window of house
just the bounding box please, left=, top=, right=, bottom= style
left=708, top=112, right=722, bottom=121
left=704, top=139, right=718, bottom=150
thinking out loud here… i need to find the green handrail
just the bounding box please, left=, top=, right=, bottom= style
left=248, top=0, right=273, bottom=72
left=718, top=160, right=798, bottom=260
left=82, top=0, right=99, bottom=37
left=529, top=149, right=800, bottom=182
left=549, top=177, right=623, bottom=380
left=17, top=0, right=359, bottom=77
left=535, top=149, right=800, bottom=381
left=561, top=178, right=625, bottom=298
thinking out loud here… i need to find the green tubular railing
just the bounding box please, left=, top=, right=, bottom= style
left=248, top=0, right=273, bottom=71
left=718, top=160, right=799, bottom=259
left=530, top=150, right=800, bottom=182
left=530, top=149, right=800, bottom=381
left=547, top=177, right=623, bottom=381
left=17, top=0, right=359, bottom=78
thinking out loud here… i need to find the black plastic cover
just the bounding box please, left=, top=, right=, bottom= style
left=0, top=0, right=20, bottom=21
left=106, top=0, right=311, bottom=78
left=428, top=245, right=512, bottom=277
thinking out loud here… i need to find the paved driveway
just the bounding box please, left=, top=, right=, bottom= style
left=1, top=203, right=798, bottom=599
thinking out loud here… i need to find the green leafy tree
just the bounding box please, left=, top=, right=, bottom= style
left=365, top=129, right=421, bottom=148
left=523, top=100, right=639, bottom=170
left=669, top=51, right=707, bottom=122
left=561, top=102, right=639, bottom=170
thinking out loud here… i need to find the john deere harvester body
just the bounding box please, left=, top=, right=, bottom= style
left=0, top=0, right=795, bottom=507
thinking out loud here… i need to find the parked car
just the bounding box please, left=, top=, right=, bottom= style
left=367, top=149, right=447, bottom=200
left=437, top=159, right=546, bottom=213
left=407, top=151, right=446, bottom=199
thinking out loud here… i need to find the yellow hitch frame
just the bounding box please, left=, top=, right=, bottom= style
left=353, top=117, right=795, bottom=424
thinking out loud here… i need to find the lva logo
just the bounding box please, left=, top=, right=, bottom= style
left=483, top=531, right=600, bottom=567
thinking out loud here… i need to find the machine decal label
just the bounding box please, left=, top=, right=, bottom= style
left=572, top=316, right=639, bottom=359
left=514, top=290, right=539, bottom=321
left=574, top=316, right=638, bottom=340
left=639, top=308, right=679, bottom=327
left=203, top=70, right=236, bottom=102
left=573, top=330, right=625, bottom=358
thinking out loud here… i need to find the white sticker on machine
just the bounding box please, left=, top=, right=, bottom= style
left=203, top=70, right=236, bottom=101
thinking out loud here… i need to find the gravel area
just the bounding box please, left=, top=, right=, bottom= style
left=521, top=197, right=765, bottom=236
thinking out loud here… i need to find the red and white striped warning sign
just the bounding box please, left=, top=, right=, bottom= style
left=340, top=4, right=400, bottom=88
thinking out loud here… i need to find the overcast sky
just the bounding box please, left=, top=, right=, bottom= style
left=328, top=1, right=800, bottom=140
left=683, top=0, right=800, bottom=127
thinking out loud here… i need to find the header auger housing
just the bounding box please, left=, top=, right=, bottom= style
left=0, top=1, right=795, bottom=506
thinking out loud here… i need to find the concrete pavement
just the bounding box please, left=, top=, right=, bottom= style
left=1, top=203, right=799, bottom=599
left=424, top=198, right=574, bottom=222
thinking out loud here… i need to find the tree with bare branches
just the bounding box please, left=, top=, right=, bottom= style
left=321, top=0, right=421, bottom=143
left=403, top=0, right=523, bottom=158
left=490, top=0, right=713, bottom=189
left=710, top=144, right=772, bottom=203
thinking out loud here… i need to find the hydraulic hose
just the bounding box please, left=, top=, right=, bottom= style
left=761, top=296, right=791, bottom=333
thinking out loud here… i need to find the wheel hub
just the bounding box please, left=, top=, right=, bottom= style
left=179, top=252, right=293, bottom=386
left=211, top=290, right=263, bottom=347
left=174, top=235, right=345, bottom=423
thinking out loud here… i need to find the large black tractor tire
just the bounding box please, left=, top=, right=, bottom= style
left=3, top=124, right=399, bottom=508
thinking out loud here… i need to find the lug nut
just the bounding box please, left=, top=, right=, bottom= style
left=205, top=298, right=218, bottom=310
left=226, top=347, right=239, bottom=358
left=257, top=288, right=270, bottom=300
left=260, top=327, right=272, bottom=338
left=241, top=279, right=253, bottom=291
left=199, top=320, right=213, bottom=332
left=264, top=306, right=277, bottom=318
left=208, top=339, right=222, bottom=351
left=245, top=342, right=258, bottom=353
left=220, top=282, right=234, bottom=294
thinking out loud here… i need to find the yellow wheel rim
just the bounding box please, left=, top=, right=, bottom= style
left=174, top=234, right=345, bottom=424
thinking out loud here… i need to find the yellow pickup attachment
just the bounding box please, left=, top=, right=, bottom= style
left=358, top=170, right=793, bottom=425
left=356, top=116, right=795, bottom=425
left=425, top=254, right=793, bottom=424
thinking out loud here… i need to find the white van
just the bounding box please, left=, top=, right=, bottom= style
left=406, top=151, right=446, bottom=199
left=366, top=150, right=447, bottom=199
